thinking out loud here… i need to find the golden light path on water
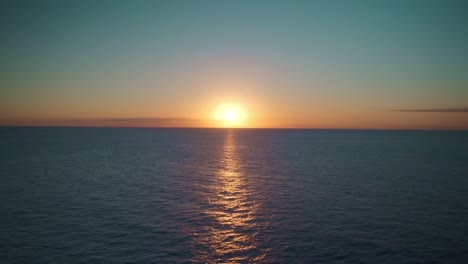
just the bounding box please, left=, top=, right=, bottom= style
left=193, top=130, right=267, bottom=263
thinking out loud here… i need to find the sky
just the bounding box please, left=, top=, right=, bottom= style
left=1, top=0, right=468, bottom=129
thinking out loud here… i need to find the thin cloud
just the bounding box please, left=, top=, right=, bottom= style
left=0, top=117, right=206, bottom=127
left=58, top=117, right=203, bottom=126
left=64, top=117, right=193, bottom=123
left=391, top=108, right=468, bottom=113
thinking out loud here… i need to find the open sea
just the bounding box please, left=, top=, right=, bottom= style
left=1, top=127, right=468, bottom=263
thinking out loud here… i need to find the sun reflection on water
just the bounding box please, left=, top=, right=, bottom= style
left=192, top=130, right=266, bottom=263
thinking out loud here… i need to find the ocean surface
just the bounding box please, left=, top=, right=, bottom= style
left=1, top=127, right=468, bottom=263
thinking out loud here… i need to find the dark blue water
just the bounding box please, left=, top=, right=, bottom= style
left=1, top=127, right=468, bottom=263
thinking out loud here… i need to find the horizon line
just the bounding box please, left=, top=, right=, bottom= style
left=1, top=124, right=467, bottom=132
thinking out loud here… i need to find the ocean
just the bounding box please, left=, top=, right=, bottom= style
left=1, top=127, right=468, bottom=263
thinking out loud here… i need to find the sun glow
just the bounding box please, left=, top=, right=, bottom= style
left=215, top=104, right=246, bottom=127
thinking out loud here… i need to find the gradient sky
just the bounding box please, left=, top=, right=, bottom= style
left=2, top=0, right=468, bottom=129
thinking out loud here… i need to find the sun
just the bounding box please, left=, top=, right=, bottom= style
left=223, top=110, right=240, bottom=122
left=215, top=104, right=246, bottom=127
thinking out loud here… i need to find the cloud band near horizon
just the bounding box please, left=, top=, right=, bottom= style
left=392, top=108, right=468, bottom=113
left=0, top=117, right=205, bottom=127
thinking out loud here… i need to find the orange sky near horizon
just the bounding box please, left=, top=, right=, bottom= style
left=1, top=100, right=467, bottom=130
left=1, top=69, right=467, bottom=129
